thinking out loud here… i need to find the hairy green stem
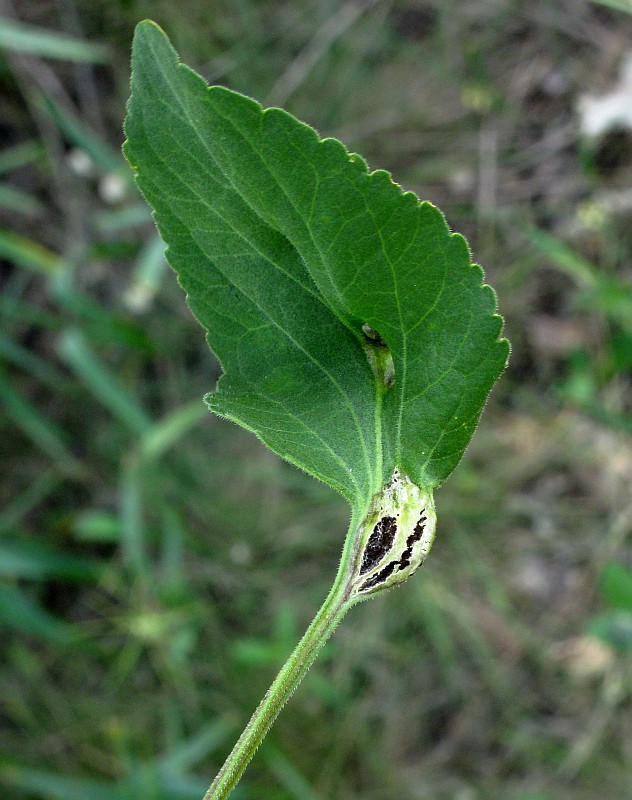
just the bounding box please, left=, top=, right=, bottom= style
left=202, top=568, right=354, bottom=800
left=203, top=469, right=437, bottom=800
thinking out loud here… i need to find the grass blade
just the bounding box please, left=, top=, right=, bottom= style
left=0, top=471, right=61, bottom=535
left=0, top=329, right=68, bottom=389
left=41, top=95, right=128, bottom=177
left=0, top=583, right=73, bottom=644
left=138, top=401, right=207, bottom=462
left=158, top=722, right=232, bottom=774
left=261, top=744, right=324, bottom=800
left=120, top=460, right=147, bottom=575
left=0, top=540, right=104, bottom=582
left=0, top=229, right=66, bottom=273
left=0, top=365, right=80, bottom=473
left=0, top=19, right=108, bottom=63
left=0, top=184, right=44, bottom=217
left=95, top=204, right=152, bottom=234
left=589, top=0, right=632, bottom=13
left=0, top=140, right=43, bottom=175
left=124, top=234, right=168, bottom=312
left=57, top=329, right=151, bottom=436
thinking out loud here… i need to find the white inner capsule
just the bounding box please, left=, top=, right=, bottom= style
left=348, top=469, right=437, bottom=599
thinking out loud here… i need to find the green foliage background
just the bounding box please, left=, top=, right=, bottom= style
left=1, top=2, right=632, bottom=799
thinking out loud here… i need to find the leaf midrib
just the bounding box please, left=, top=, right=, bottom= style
left=140, top=121, right=371, bottom=502
left=204, top=83, right=413, bottom=489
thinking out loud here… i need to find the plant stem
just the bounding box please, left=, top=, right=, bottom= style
left=203, top=574, right=353, bottom=800
left=202, top=472, right=437, bottom=799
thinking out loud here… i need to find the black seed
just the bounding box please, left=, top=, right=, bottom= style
left=397, top=542, right=414, bottom=569
left=411, top=514, right=426, bottom=543
left=360, top=516, right=397, bottom=574
left=360, top=561, right=396, bottom=590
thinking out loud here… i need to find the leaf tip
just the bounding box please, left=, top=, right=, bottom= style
left=133, top=18, right=168, bottom=43
left=131, top=18, right=179, bottom=73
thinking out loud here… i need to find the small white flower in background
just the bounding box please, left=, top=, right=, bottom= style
left=578, top=52, right=632, bottom=138
left=551, top=635, right=615, bottom=680
left=67, top=147, right=94, bottom=177
left=230, top=542, right=252, bottom=566
left=99, top=172, right=127, bottom=204
left=123, top=284, right=152, bottom=314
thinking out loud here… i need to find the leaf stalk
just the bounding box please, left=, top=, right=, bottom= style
left=203, top=470, right=436, bottom=799
left=203, top=573, right=352, bottom=800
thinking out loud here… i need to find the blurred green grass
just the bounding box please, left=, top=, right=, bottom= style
left=1, top=1, right=632, bottom=799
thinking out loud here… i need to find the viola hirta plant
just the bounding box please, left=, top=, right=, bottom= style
left=124, top=20, right=509, bottom=800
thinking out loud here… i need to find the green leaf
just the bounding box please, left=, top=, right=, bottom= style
left=124, top=21, right=508, bottom=514
left=600, top=561, right=632, bottom=612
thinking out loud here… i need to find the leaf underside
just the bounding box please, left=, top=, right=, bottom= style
left=124, top=21, right=509, bottom=516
